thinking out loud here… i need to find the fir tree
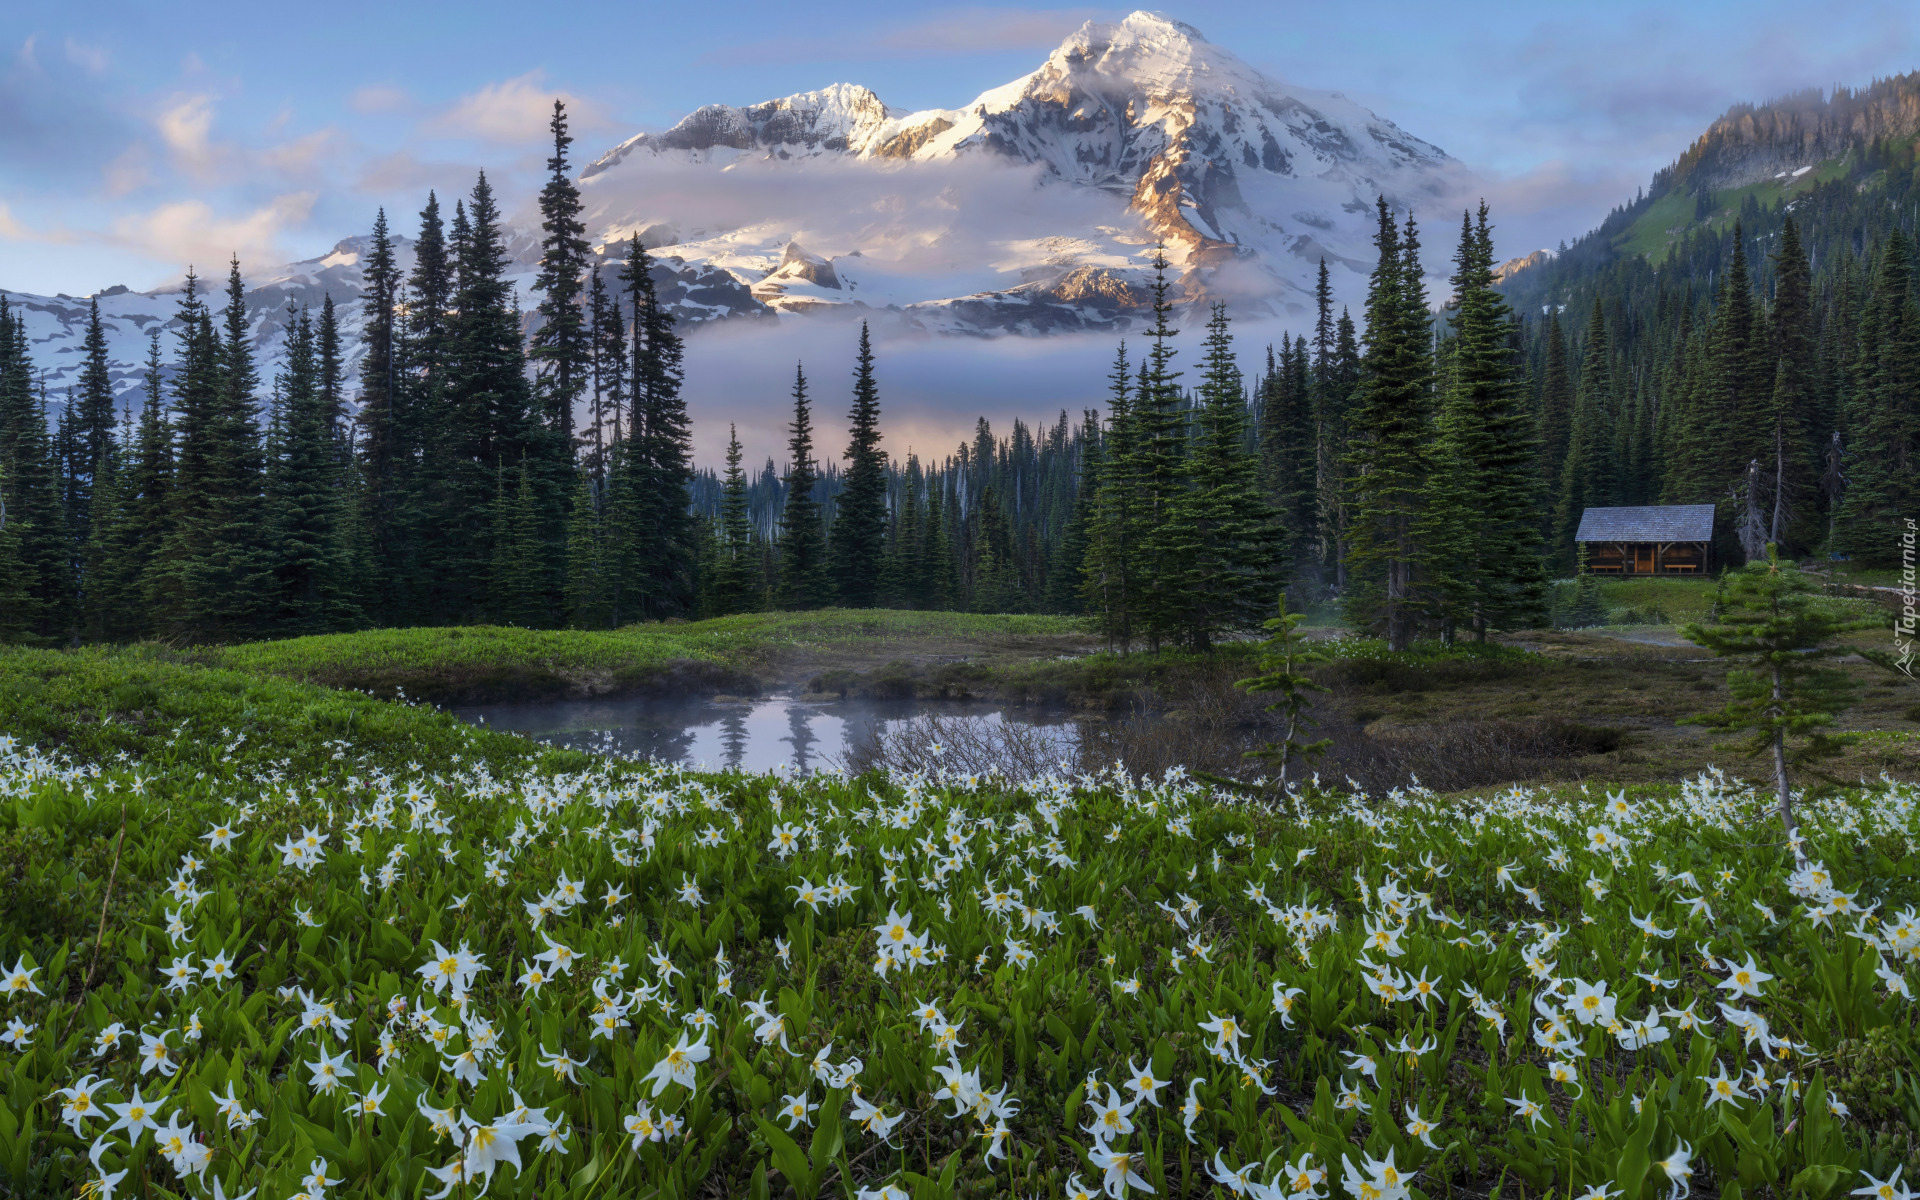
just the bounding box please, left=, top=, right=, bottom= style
left=584, top=267, right=622, bottom=483
left=1043, top=410, right=1098, bottom=615
left=1767, top=216, right=1818, bottom=551
left=1343, top=200, right=1434, bottom=650
left=1083, top=342, right=1140, bottom=649
left=491, top=461, right=545, bottom=626
left=0, top=459, right=34, bottom=644
left=152, top=260, right=271, bottom=639
left=623, top=234, right=696, bottom=617
left=563, top=468, right=611, bottom=628
left=447, top=175, right=539, bottom=623
left=1681, top=547, right=1879, bottom=853
left=1260, top=337, right=1315, bottom=577
left=530, top=101, right=590, bottom=453
left=0, top=298, right=70, bottom=641
left=777, top=364, right=832, bottom=609
left=1427, top=204, right=1549, bottom=637
left=969, top=484, right=1022, bottom=614
left=922, top=473, right=955, bottom=611
left=1536, top=308, right=1573, bottom=498
left=1166, top=303, right=1280, bottom=649
left=832, top=322, right=888, bottom=606
left=1318, top=304, right=1362, bottom=591
left=1130, top=247, right=1188, bottom=650
left=878, top=453, right=921, bottom=609
left=355, top=206, right=406, bottom=616
left=73, top=296, right=117, bottom=544
left=1552, top=298, right=1615, bottom=571
left=265, top=304, right=350, bottom=632
left=110, top=330, right=173, bottom=633
left=1236, top=595, right=1332, bottom=786
left=80, top=407, right=132, bottom=642
left=1834, top=231, right=1920, bottom=563
left=528, top=100, right=591, bottom=610
left=707, top=424, right=761, bottom=617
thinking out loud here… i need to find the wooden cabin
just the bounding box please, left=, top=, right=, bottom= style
left=1574, top=504, right=1715, bottom=575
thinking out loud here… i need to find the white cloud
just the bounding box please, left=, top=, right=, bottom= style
left=430, top=71, right=609, bottom=145
left=108, top=192, right=316, bottom=276
left=156, top=92, right=222, bottom=178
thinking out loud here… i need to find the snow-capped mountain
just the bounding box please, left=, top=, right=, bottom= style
left=3, top=11, right=1458, bottom=404
left=580, top=11, right=1456, bottom=328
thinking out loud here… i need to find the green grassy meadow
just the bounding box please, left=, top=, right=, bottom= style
left=2, top=633, right=1919, bottom=1200
left=207, top=611, right=1089, bottom=704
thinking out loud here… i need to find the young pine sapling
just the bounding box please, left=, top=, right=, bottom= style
left=1680, top=547, right=1878, bottom=860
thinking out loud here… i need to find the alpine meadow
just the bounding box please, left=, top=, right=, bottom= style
left=2, top=9, right=1919, bottom=1200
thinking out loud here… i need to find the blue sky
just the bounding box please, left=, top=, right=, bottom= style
left=4, top=0, right=1918, bottom=295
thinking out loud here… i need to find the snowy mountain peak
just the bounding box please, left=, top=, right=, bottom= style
left=1044, top=11, right=1216, bottom=91
left=582, top=83, right=895, bottom=177
left=6, top=22, right=1466, bottom=402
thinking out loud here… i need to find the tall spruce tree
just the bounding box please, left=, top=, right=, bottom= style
left=1083, top=342, right=1140, bottom=649
left=1427, top=204, right=1548, bottom=637
left=1343, top=200, right=1435, bottom=650
left=777, top=364, right=832, bottom=609
left=1834, top=230, right=1920, bottom=563
left=563, top=467, right=611, bottom=628
left=529, top=100, right=591, bottom=613
left=0, top=298, right=68, bottom=642
left=265, top=305, right=350, bottom=632
left=1308, top=261, right=1352, bottom=588
left=1537, top=308, right=1574, bottom=503
left=1766, top=216, right=1818, bottom=551
left=1260, top=337, right=1316, bottom=577
left=151, top=260, right=271, bottom=639
left=1130, top=247, right=1188, bottom=650
left=1552, top=297, right=1616, bottom=568
left=707, top=424, right=761, bottom=617
left=622, top=234, right=696, bottom=617
left=71, top=296, right=117, bottom=550
left=491, top=461, right=545, bottom=626
left=1167, top=303, right=1280, bottom=648
left=355, top=206, right=406, bottom=617
left=832, top=322, right=888, bottom=606
left=110, top=330, right=173, bottom=634
left=1044, top=410, right=1099, bottom=614
left=448, top=175, right=540, bottom=623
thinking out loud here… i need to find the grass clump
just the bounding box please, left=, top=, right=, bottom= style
left=0, top=644, right=559, bottom=775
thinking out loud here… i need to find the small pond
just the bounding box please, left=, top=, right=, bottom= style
left=455, top=693, right=1082, bottom=774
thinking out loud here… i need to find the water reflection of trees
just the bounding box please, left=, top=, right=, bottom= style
left=783, top=704, right=819, bottom=774
left=718, top=709, right=749, bottom=769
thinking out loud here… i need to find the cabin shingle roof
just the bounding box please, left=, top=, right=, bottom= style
left=1574, top=504, right=1715, bottom=543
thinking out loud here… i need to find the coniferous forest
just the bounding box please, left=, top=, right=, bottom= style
left=1, top=103, right=1915, bottom=653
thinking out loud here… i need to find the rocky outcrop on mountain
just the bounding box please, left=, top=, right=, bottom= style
left=1660, top=74, right=1920, bottom=193
left=1491, top=249, right=1552, bottom=283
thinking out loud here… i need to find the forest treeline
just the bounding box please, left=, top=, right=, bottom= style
left=1, top=102, right=1914, bottom=651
